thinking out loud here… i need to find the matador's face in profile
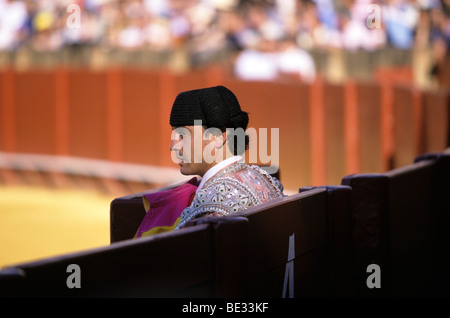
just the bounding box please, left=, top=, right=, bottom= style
left=170, top=125, right=227, bottom=177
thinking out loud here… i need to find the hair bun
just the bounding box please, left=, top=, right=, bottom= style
left=228, top=111, right=249, bottom=130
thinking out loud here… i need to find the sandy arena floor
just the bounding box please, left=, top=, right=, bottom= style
left=0, top=186, right=112, bottom=269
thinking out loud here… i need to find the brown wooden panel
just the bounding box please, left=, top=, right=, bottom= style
left=323, top=82, right=346, bottom=185
left=14, top=70, right=56, bottom=155
left=187, top=216, right=249, bottom=297
left=380, top=82, right=395, bottom=171
left=357, top=82, right=383, bottom=173
left=385, top=160, right=437, bottom=297
left=157, top=70, right=179, bottom=168
left=436, top=55, right=450, bottom=88
left=247, top=246, right=328, bottom=298
left=12, top=224, right=214, bottom=297
left=0, top=267, right=26, bottom=297
left=110, top=196, right=145, bottom=243
left=54, top=69, right=70, bottom=155
left=121, top=69, right=162, bottom=166
left=342, top=158, right=441, bottom=297
left=67, top=69, right=109, bottom=159
left=236, top=188, right=328, bottom=296
left=0, top=69, right=16, bottom=152
left=422, top=89, right=450, bottom=153
left=392, top=85, right=418, bottom=167
left=174, top=68, right=208, bottom=93
left=300, top=185, right=354, bottom=297
left=341, top=173, right=391, bottom=297
left=309, top=77, right=326, bottom=185
left=223, top=80, right=311, bottom=190
left=415, top=150, right=450, bottom=295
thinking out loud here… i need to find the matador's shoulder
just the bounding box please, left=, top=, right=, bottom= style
left=192, top=176, right=259, bottom=215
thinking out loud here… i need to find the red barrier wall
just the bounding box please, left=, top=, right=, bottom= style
left=68, top=69, right=109, bottom=160
left=1, top=67, right=449, bottom=191
left=356, top=82, right=383, bottom=173
left=16, top=70, right=57, bottom=155
left=224, top=79, right=312, bottom=187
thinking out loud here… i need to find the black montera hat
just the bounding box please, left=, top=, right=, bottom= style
left=169, top=85, right=248, bottom=129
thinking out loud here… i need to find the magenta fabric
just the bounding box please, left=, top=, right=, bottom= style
left=135, top=177, right=199, bottom=238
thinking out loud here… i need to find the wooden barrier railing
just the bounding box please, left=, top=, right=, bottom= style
left=111, top=187, right=333, bottom=297
left=340, top=148, right=450, bottom=297
left=234, top=189, right=329, bottom=298
left=0, top=223, right=219, bottom=297
left=1, top=148, right=449, bottom=297
left=0, top=189, right=332, bottom=298
left=1, top=67, right=449, bottom=191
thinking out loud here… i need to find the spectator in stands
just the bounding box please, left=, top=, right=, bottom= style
left=382, top=0, right=420, bottom=49
left=429, top=3, right=450, bottom=79
left=0, top=0, right=28, bottom=50
left=232, top=1, right=316, bottom=82
left=233, top=35, right=316, bottom=82
left=135, top=85, right=285, bottom=237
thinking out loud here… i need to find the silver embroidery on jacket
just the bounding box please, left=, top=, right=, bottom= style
left=175, top=160, right=284, bottom=229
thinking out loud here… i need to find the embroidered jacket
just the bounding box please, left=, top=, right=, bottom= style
left=175, top=159, right=285, bottom=229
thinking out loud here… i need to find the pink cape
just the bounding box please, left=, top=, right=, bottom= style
left=135, top=177, right=199, bottom=238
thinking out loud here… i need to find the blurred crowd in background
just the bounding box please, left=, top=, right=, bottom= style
left=0, top=0, right=449, bottom=82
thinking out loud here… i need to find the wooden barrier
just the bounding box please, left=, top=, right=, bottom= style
left=110, top=192, right=146, bottom=243
left=356, top=82, right=384, bottom=172
left=299, top=185, right=354, bottom=297
left=0, top=268, right=26, bottom=297
left=188, top=189, right=331, bottom=297
left=422, top=89, right=450, bottom=154
left=391, top=85, right=423, bottom=168
left=119, top=69, right=163, bottom=165
left=341, top=174, right=390, bottom=297
left=234, top=189, right=329, bottom=298
left=0, top=69, right=16, bottom=152
left=111, top=186, right=331, bottom=297
left=1, top=149, right=450, bottom=297
left=1, top=67, right=449, bottom=191
left=414, top=149, right=450, bottom=296
left=185, top=216, right=249, bottom=298
left=342, top=158, right=442, bottom=297
left=1, top=189, right=331, bottom=298
left=0, top=223, right=219, bottom=297
left=323, top=82, right=346, bottom=184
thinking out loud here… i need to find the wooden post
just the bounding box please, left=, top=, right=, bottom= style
left=1, top=68, right=16, bottom=152
left=106, top=68, right=123, bottom=162
left=344, top=80, right=360, bottom=175
left=309, top=76, right=326, bottom=185
left=55, top=68, right=70, bottom=156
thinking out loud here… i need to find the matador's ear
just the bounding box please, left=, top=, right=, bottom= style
left=214, top=130, right=227, bottom=149
left=204, top=127, right=226, bottom=149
